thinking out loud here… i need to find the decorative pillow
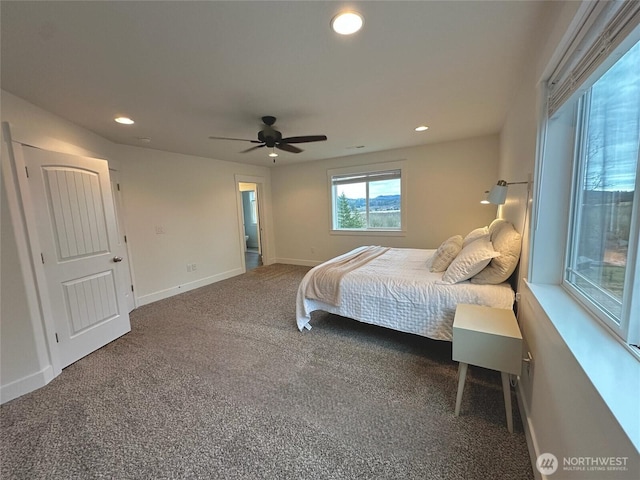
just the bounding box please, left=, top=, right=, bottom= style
left=488, top=218, right=507, bottom=236
left=462, top=226, right=489, bottom=247
left=471, top=221, right=521, bottom=284
left=429, top=235, right=463, bottom=272
left=439, top=236, right=500, bottom=284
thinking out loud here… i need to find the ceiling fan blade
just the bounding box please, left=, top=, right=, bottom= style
left=280, top=135, right=327, bottom=144
left=240, top=144, right=266, bottom=153
left=276, top=143, right=303, bottom=153
left=209, top=136, right=261, bottom=143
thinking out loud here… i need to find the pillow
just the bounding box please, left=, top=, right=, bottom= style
left=471, top=221, right=521, bottom=284
left=462, top=226, right=489, bottom=247
left=429, top=235, right=463, bottom=272
left=439, top=236, right=500, bottom=284
left=489, top=218, right=507, bottom=236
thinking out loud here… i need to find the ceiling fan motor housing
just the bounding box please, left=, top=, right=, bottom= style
left=258, top=126, right=282, bottom=147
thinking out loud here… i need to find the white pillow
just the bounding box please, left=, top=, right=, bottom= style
left=462, top=226, right=489, bottom=247
left=488, top=218, right=507, bottom=236
left=472, top=221, right=521, bottom=284
left=429, top=235, right=463, bottom=272
left=440, top=236, right=500, bottom=284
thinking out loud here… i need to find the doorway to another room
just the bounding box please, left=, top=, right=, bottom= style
left=239, top=182, right=262, bottom=271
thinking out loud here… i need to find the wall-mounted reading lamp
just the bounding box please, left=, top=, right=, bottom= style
left=482, top=179, right=530, bottom=205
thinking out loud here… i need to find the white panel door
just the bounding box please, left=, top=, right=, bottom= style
left=23, top=145, right=131, bottom=368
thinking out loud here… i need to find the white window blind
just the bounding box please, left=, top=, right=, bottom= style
left=547, top=0, right=640, bottom=116
left=331, top=169, right=401, bottom=186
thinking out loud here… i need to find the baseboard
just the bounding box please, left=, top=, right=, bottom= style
left=0, top=365, right=55, bottom=404
left=274, top=257, right=321, bottom=267
left=517, top=381, right=546, bottom=480
left=136, top=268, right=244, bottom=306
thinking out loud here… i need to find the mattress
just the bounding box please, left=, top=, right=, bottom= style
left=296, top=247, right=515, bottom=341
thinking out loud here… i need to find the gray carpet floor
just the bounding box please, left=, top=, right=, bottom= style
left=1, top=263, right=533, bottom=479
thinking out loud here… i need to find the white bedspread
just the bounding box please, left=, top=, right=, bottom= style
left=296, top=247, right=515, bottom=341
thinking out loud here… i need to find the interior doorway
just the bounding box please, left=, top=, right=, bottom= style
left=238, top=182, right=262, bottom=271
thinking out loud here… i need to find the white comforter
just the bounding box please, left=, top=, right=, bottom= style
left=296, top=247, right=515, bottom=341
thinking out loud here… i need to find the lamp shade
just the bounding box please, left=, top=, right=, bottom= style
left=487, top=180, right=508, bottom=204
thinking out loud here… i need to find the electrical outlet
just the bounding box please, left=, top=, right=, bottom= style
left=186, top=264, right=192, bottom=272
left=155, top=225, right=165, bottom=234
left=191, top=263, right=197, bottom=271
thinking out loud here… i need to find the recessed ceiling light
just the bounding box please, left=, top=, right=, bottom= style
left=415, top=125, right=429, bottom=132
left=331, top=11, right=363, bottom=35
left=115, top=116, right=134, bottom=125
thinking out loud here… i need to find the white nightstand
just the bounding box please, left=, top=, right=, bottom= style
left=452, top=303, right=523, bottom=433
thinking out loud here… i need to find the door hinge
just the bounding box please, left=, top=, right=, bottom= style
left=124, top=235, right=127, bottom=243
left=41, top=253, right=45, bottom=264
left=131, top=284, right=134, bottom=292
left=117, top=183, right=120, bottom=191
left=55, top=333, right=59, bottom=343
left=25, top=166, right=29, bottom=178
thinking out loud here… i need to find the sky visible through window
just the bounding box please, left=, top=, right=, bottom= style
left=586, top=39, right=639, bottom=192
left=338, top=179, right=399, bottom=199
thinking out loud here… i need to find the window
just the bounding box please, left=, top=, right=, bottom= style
left=536, top=0, right=640, bottom=348
left=248, top=191, right=258, bottom=224
left=329, top=163, right=405, bottom=233
left=564, top=39, right=640, bottom=341
left=566, top=42, right=640, bottom=326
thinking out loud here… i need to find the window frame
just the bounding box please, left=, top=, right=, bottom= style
left=327, top=161, right=407, bottom=236
left=559, top=40, right=640, bottom=346
left=562, top=88, right=640, bottom=343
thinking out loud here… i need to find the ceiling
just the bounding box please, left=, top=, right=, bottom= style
left=1, top=1, right=550, bottom=167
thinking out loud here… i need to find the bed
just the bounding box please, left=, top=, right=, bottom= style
left=296, top=220, right=521, bottom=341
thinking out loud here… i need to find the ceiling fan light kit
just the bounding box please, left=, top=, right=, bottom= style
left=209, top=115, right=327, bottom=162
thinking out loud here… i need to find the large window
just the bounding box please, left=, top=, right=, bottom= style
left=329, top=163, right=405, bottom=233
left=564, top=39, right=640, bottom=341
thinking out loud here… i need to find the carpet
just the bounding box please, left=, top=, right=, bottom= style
left=1, top=263, right=533, bottom=479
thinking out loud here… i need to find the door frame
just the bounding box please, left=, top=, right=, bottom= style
left=2, top=124, right=62, bottom=386
left=109, top=169, right=137, bottom=312
left=235, top=174, right=268, bottom=272
left=3, top=129, right=63, bottom=376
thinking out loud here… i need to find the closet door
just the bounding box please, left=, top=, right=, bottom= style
left=22, top=144, right=130, bottom=368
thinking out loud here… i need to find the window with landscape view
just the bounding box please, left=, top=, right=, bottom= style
left=564, top=39, right=639, bottom=340
left=329, top=164, right=405, bottom=233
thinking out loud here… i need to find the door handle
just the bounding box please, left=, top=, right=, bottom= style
left=113, top=256, right=123, bottom=263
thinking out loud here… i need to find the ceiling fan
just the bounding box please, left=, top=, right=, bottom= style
left=209, top=116, right=327, bottom=155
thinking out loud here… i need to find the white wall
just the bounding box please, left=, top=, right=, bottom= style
left=271, top=135, right=501, bottom=265
left=0, top=90, right=272, bottom=401
left=116, top=144, right=272, bottom=305
left=1, top=176, right=42, bottom=386
left=499, top=2, right=638, bottom=478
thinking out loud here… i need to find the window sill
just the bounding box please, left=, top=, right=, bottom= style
left=329, top=229, right=406, bottom=237
left=526, top=281, right=639, bottom=451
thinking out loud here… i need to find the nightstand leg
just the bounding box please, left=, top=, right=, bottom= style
left=501, top=372, right=513, bottom=433
left=455, top=362, right=468, bottom=416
